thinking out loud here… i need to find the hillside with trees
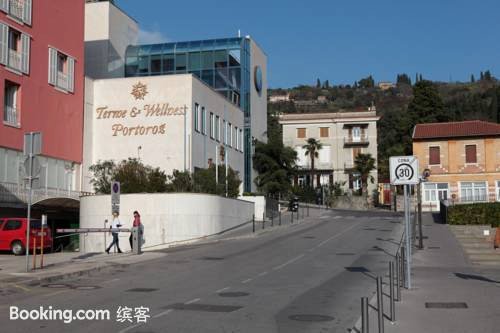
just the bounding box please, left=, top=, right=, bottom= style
left=269, top=72, right=500, bottom=180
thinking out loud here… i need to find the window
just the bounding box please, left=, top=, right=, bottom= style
left=201, top=107, right=206, bottom=135
left=0, top=23, right=29, bottom=74
left=320, top=127, right=329, bottom=138
left=319, top=145, right=331, bottom=164
left=297, top=128, right=306, bottom=138
left=234, top=126, right=238, bottom=150
left=460, top=181, right=487, bottom=202
left=465, top=145, right=477, bottom=164
left=3, top=219, right=21, bottom=231
left=352, top=127, right=361, bottom=142
left=209, top=112, right=214, bottom=139
left=429, top=146, right=440, bottom=165
left=239, top=129, right=243, bottom=151
left=194, top=103, right=200, bottom=132
left=0, top=0, right=32, bottom=25
left=48, top=48, right=75, bottom=93
left=223, top=120, right=227, bottom=144
left=175, top=53, right=187, bottom=71
left=3, top=80, right=19, bottom=126
left=228, top=123, right=232, bottom=147
left=496, top=181, right=500, bottom=201
left=423, top=183, right=448, bottom=202
left=215, top=115, right=220, bottom=141
left=353, top=147, right=361, bottom=162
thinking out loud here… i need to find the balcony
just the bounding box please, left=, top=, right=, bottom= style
left=3, top=105, right=19, bottom=126
left=8, top=0, right=24, bottom=20
left=344, top=135, right=369, bottom=146
left=8, top=49, right=22, bottom=72
left=57, top=71, right=68, bottom=90
left=344, top=162, right=355, bottom=170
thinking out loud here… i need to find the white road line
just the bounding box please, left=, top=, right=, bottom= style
left=118, top=323, right=143, bottom=333
left=315, top=223, right=360, bottom=248
left=43, top=290, right=69, bottom=298
left=216, top=287, right=230, bottom=293
left=185, top=298, right=201, bottom=304
left=152, top=309, right=173, bottom=318
left=241, top=278, right=253, bottom=284
left=272, top=254, right=305, bottom=271
left=101, top=278, right=120, bottom=284
left=258, top=271, right=268, bottom=277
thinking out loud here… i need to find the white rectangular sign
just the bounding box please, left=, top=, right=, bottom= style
left=390, top=156, right=419, bottom=185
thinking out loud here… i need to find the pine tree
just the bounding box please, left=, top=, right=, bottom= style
left=480, top=71, right=484, bottom=80
left=316, top=78, right=321, bottom=88
left=419, top=74, right=423, bottom=82
left=324, top=80, right=330, bottom=89
left=407, top=80, right=446, bottom=124
left=471, top=74, right=475, bottom=83
left=484, top=70, right=492, bottom=81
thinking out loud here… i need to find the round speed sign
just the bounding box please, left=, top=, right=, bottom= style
left=395, top=163, right=414, bottom=181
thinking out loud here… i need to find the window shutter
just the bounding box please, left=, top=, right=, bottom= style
left=429, top=146, right=440, bottom=165
left=67, top=57, right=75, bottom=93
left=48, top=48, right=57, bottom=85
left=0, top=0, right=8, bottom=13
left=0, top=22, right=7, bottom=65
left=23, top=0, right=32, bottom=25
left=20, top=33, right=29, bottom=74
left=465, top=145, right=477, bottom=163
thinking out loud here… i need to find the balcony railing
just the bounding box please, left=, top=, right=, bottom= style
left=458, top=194, right=488, bottom=203
left=57, top=71, right=69, bottom=90
left=344, top=162, right=355, bottom=170
left=8, top=0, right=24, bottom=20
left=3, top=105, right=19, bottom=126
left=344, top=135, right=369, bottom=146
left=8, top=49, right=22, bottom=72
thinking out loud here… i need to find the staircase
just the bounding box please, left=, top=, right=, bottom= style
left=449, top=225, right=500, bottom=267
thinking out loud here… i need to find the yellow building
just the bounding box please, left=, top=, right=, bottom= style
left=412, top=120, right=500, bottom=210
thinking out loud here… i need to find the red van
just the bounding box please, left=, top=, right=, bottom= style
left=0, top=218, right=53, bottom=255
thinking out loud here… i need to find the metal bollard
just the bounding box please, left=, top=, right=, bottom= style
left=361, top=297, right=369, bottom=333
left=307, top=204, right=310, bottom=217
left=252, top=214, right=255, bottom=233
left=262, top=212, right=265, bottom=230
left=279, top=210, right=282, bottom=226
left=271, top=212, right=274, bottom=227
left=291, top=211, right=294, bottom=224
left=389, top=262, right=395, bottom=322
left=376, top=276, right=385, bottom=333
left=395, top=253, right=401, bottom=301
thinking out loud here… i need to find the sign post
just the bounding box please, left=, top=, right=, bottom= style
left=111, top=181, right=120, bottom=215
left=390, top=156, right=419, bottom=289
left=24, top=132, right=42, bottom=272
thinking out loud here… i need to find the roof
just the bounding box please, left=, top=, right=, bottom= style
left=279, top=111, right=379, bottom=123
left=413, top=120, right=500, bottom=140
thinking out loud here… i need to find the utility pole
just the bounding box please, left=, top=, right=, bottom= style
left=417, top=180, right=423, bottom=249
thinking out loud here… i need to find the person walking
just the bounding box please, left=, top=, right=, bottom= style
left=106, top=212, right=123, bottom=254
left=129, top=211, right=142, bottom=251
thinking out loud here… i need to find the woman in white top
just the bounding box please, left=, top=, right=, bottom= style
left=106, top=212, right=123, bottom=254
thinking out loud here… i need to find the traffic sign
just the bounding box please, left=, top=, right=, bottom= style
left=390, top=156, right=419, bottom=185
left=111, top=181, right=120, bottom=204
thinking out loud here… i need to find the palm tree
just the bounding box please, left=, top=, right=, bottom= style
left=353, top=153, right=376, bottom=196
left=303, top=138, right=323, bottom=188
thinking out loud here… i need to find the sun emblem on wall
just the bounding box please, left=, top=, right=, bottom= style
left=131, top=82, right=148, bottom=100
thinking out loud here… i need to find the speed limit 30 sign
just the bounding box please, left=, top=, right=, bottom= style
left=390, top=156, right=419, bottom=185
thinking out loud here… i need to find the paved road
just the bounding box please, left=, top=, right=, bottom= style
left=0, top=208, right=403, bottom=333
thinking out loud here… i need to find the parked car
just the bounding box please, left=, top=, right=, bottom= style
left=0, top=218, right=53, bottom=255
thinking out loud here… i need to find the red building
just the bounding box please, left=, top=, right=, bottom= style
left=0, top=0, right=84, bottom=193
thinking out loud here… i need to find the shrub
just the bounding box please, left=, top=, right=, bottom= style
left=447, top=202, right=500, bottom=227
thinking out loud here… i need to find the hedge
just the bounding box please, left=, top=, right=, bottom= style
left=447, top=202, right=500, bottom=227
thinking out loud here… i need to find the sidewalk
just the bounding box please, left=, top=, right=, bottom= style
left=383, top=213, right=500, bottom=333
left=0, top=250, right=166, bottom=287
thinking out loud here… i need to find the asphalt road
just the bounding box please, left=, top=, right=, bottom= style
left=0, top=208, right=403, bottom=333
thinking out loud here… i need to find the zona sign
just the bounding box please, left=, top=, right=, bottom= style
left=389, top=156, right=419, bottom=185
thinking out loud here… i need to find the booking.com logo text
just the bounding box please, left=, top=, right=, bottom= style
left=10, top=306, right=111, bottom=324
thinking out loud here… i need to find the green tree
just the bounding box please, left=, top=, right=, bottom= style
left=316, top=78, right=321, bottom=88
left=358, top=75, right=375, bottom=89
left=407, top=80, right=446, bottom=124
left=89, top=160, right=116, bottom=194
left=303, top=138, right=323, bottom=188
left=166, top=169, right=193, bottom=192
left=353, top=153, right=376, bottom=196
left=470, top=74, right=475, bottom=83
left=193, top=165, right=241, bottom=198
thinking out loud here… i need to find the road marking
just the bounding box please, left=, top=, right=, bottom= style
left=11, top=284, right=30, bottom=292
left=273, top=254, right=305, bottom=271
left=216, top=287, right=230, bottom=293
left=242, top=278, right=253, bottom=284
left=101, top=278, right=120, bottom=284
left=185, top=298, right=201, bottom=304
left=315, top=223, right=360, bottom=248
left=43, top=290, right=69, bottom=298
left=258, top=271, right=268, bottom=277
left=118, top=323, right=143, bottom=333
left=153, top=309, right=173, bottom=318
left=333, top=216, right=342, bottom=219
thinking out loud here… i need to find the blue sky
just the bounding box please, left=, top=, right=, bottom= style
left=116, top=0, right=500, bottom=88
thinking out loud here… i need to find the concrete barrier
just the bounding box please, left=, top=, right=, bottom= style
left=80, top=193, right=254, bottom=253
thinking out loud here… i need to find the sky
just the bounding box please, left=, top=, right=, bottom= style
left=116, top=0, right=500, bottom=88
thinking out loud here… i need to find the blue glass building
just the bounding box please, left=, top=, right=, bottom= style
left=124, top=37, right=266, bottom=192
